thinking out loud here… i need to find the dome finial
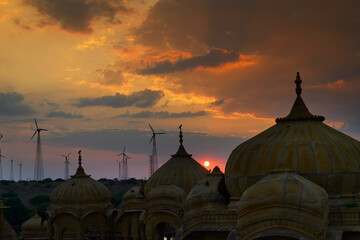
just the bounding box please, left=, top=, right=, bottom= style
left=179, top=124, right=183, bottom=145
left=78, top=150, right=82, bottom=167
left=295, top=72, right=302, bottom=96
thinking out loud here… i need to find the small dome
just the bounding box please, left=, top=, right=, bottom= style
left=239, top=168, right=328, bottom=215
left=0, top=201, right=17, bottom=240
left=144, top=127, right=208, bottom=195
left=184, top=166, right=229, bottom=212
left=121, top=184, right=145, bottom=211
left=21, top=211, right=47, bottom=238
left=50, top=153, right=111, bottom=206
left=147, top=184, right=187, bottom=203
left=237, top=168, right=329, bottom=240
left=225, top=73, right=360, bottom=199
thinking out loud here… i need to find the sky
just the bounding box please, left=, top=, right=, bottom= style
left=0, top=0, right=359, bottom=180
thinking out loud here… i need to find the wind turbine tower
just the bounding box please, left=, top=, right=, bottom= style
left=60, top=153, right=71, bottom=180
left=149, top=124, right=165, bottom=177
left=10, top=158, right=14, bottom=181
left=117, top=146, right=130, bottom=180
left=116, top=160, right=122, bottom=181
left=18, top=162, right=23, bottom=181
left=31, top=118, right=48, bottom=181
left=0, top=133, right=6, bottom=181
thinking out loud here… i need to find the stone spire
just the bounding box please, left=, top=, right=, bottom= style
left=172, top=125, right=192, bottom=157
left=72, top=150, right=89, bottom=178
left=276, top=72, right=325, bottom=123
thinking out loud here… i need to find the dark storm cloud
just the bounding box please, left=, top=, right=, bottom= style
left=23, top=0, right=131, bottom=33
left=73, top=89, right=164, bottom=108
left=136, top=0, right=360, bottom=54
left=138, top=49, right=240, bottom=75
left=46, top=128, right=246, bottom=161
left=0, top=91, right=35, bottom=116
left=46, top=111, right=84, bottom=119
left=134, top=0, right=360, bottom=136
left=113, top=110, right=207, bottom=119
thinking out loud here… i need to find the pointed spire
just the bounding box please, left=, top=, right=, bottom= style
left=179, top=124, right=183, bottom=145
left=295, top=72, right=302, bottom=96
left=276, top=72, right=325, bottom=123
left=172, top=125, right=192, bottom=157
left=72, top=149, right=89, bottom=178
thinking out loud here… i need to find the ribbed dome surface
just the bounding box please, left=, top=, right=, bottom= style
left=50, top=165, right=111, bottom=205
left=240, top=170, right=328, bottom=215
left=184, top=166, right=228, bottom=212
left=21, top=211, right=47, bottom=231
left=225, top=73, right=360, bottom=198
left=144, top=144, right=208, bottom=195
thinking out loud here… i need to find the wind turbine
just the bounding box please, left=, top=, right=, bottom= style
left=0, top=151, right=6, bottom=181
left=31, top=118, right=48, bottom=181
left=0, top=133, right=5, bottom=181
left=10, top=158, right=14, bottom=181
left=148, top=124, right=165, bottom=177
left=60, top=153, right=71, bottom=180
left=117, top=146, right=130, bottom=180
left=116, top=160, right=122, bottom=181
left=18, top=161, right=23, bottom=181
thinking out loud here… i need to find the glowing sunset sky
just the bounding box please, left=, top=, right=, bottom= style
left=0, top=0, right=359, bottom=180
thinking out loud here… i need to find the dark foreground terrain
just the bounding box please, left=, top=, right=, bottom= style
left=0, top=178, right=142, bottom=234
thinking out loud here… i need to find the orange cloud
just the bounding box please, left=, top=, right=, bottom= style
left=305, top=79, right=345, bottom=89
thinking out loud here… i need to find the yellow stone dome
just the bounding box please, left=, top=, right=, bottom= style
left=225, top=73, right=360, bottom=199
left=184, top=166, right=229, bottom=212
left=20, top=211, right=47, bottom=238
left=237, top=168, right=328, bottom=240
left=144, top=129, right=208, bottom=195
left=121, top=184, right=145, bottom=211
left=50, top=154, right=111, bottom=206
left=0, top=201, right=17, bottom=240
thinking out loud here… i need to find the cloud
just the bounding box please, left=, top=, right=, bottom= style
left=23, top=0, right=132, bottom=33
left=113, top=110, right=208, bottom=119
left=132, top=0, right=360, bottom=135
left=73, top=89, right=164, bottom=108
left=0, top=91, right=35, bottom=116
left=138, top=48, right=240, bottom=75
left=94, top=68, right=126, bottom=85
left=46, top=128, right=246, bottom=160
left=45, top=111, right=84, bottom=119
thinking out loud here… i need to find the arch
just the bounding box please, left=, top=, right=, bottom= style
left=145, top=211, right=181, bottom=240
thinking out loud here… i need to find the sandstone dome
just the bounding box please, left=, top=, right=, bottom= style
left=225, top=73, right=360, bottom=199
left=237, top=166, right=329, bottom=240
left=50, top=153, right=111, bottom=206
left=20, top=211, right=47, bottom=239
left=144, top=128, right=208, bottom=195
left=184, top=166, right=229, bottom=212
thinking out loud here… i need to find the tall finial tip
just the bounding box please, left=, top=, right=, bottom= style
left=295, top=72, right=302, bottom=96
left=179, top=124, right=183, bottom=145
left=78, top=150, right=82, bottom=167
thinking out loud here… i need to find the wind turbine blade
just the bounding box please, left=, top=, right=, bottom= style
left=155, top=132, right=166, bottom=135
left=39, top=129, right=48, bottom=131
left=34, top=118, right=39, bottom=129
left=67, top=152, right=71, bottom=157
left=150, top=135, right=154, bottom=143
left=31, top=130, right=37, bottom=140
left=117, top=153, right=124, bottom=156
left=149, top=124, right=154, bottom=133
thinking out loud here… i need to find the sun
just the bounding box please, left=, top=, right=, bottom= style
left=204, top=161, right=210, bottom=167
